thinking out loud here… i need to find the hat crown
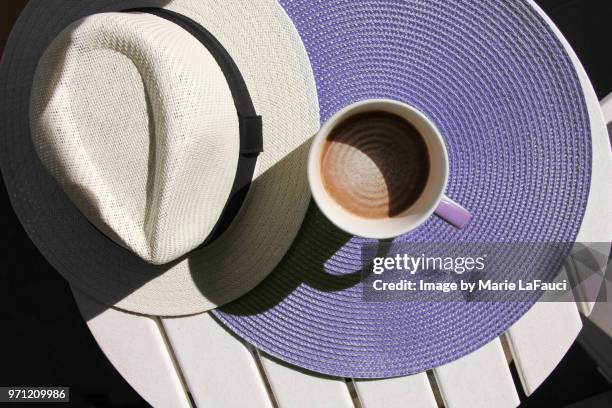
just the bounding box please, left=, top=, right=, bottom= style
left=31, top=12, right=240, bottom=265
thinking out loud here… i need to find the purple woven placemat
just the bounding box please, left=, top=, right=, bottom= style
left=213, top=0, right=592, bottom=378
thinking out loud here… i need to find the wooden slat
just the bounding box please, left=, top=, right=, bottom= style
left=566, top=243, right=610, bottom=316
left=583, top=94, right=612, bottom=326
left=258, top=352, right=354, bottom=408
left=570, top=80, right=611, bottom=314
left=588, top=278, right=612, bottom=338
left=433, top=339, right=519, bottom=408
left=599, top=92, right=612, bottom=123
left=161, top=313, right=274, bottom=408
left=353, top=374, right=437, bottom=408
left=505, top=270, right=582, bottom=396
left=72, top=288, right=191, bottom=408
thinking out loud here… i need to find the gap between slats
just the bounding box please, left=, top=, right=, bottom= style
left=246, top=344, right=280, bottom=408
left=153, top=317, right=196, bottom=408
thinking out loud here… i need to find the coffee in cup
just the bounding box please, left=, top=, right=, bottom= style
left=320, top=110, right=431, bottom=219
left=308, top=99, right=470, bottom=239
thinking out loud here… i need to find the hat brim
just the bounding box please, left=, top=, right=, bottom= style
left=0, top=0, right=319, bottom=316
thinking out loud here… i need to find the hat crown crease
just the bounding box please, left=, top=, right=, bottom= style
left=31, top=12, right=240, bottom=265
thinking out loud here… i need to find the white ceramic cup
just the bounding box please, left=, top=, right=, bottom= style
left=308, top=99, right=470, bottom=239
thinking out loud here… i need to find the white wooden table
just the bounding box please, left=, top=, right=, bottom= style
left=70, top=2, right=612, bottom=407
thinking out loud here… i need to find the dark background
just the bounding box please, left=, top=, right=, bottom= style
left=1, top=1, right=611, bottom=407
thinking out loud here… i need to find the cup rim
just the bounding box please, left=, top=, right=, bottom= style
left=308, top=99, right=449, bottom=239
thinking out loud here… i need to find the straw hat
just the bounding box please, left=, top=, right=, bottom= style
left=0, top=0, right=319, bottom=316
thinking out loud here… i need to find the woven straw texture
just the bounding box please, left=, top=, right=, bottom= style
left=0, top=0, right=320, bottom=316
left=32, top=13, right=240, bottom=265
left=214, top=0, right=592, bottom=378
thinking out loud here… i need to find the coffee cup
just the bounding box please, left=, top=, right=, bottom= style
left=308, top=99, right=470, bottom=239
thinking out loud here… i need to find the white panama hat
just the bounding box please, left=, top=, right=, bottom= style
left=1, top=0, right=319, bottom=316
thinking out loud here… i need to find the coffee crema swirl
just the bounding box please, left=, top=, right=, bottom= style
left=320, top=111, right=430, bottom=219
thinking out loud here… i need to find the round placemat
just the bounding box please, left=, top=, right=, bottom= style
left=213, top=0, right=591, bottom=378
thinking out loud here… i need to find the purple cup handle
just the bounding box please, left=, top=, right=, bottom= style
left=434, top=196, right=471, bottom=229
